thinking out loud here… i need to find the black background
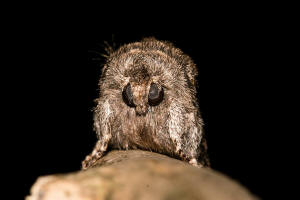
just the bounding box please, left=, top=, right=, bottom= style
left=20, top=10, right=284, bottom=200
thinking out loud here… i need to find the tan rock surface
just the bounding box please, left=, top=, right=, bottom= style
left=26, top=150, right=259, bottom=200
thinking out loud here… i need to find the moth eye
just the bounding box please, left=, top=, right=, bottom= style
left=122, top=83, right=135, bottom=107
left=148, top=83, right=164, bottom=106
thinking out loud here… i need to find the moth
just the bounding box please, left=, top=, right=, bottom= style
left=83, top=38, right=210, bottom=169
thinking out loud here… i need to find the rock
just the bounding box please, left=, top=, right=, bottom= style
left=26, top=150, right=259, bottom=200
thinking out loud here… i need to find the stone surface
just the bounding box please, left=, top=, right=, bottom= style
left=26, top=150, right=259, bottom=200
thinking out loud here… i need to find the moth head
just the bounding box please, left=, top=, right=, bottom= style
left=122, top=81, right=164, bottom=116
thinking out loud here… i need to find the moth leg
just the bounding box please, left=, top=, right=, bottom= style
left=82, top=139, right=109, bottom=170
left=82, top=99, right=113, bottom=170
left=189, top=158, right=204, bottom=168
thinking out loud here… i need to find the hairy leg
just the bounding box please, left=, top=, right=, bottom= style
left=82, top=140, right=109, bottom=170
left=169, top=109, right=206, bottom=168
left=82, top=99, right=113, bottom=170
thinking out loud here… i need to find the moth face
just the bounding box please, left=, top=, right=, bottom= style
left=122, top=81, right=164, bottom=116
